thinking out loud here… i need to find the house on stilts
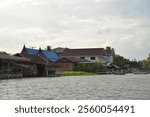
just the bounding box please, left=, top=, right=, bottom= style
left=0, top=52, right=35, bottom=79
left=20, top=45, right=60, bottom=77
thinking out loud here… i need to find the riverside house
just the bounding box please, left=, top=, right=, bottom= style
left=61, top=48, right=114, bottom=64
left=20, top=45, right=60, bottom=77
left=56, top=57, right=94, bottom=71
left=0, top=52, right=34, bottom=79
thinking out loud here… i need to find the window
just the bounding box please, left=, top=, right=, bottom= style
left=91, top=57, right=95, bottom=60
left=80, top=57, right=85, bottom=59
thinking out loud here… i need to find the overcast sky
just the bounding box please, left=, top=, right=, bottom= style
left=0, top=0, right=150, bottom=60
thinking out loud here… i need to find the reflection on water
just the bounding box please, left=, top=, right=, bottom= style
left=0, top=74, right=150, bottom=100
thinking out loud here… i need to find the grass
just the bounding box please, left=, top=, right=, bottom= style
left=61, top=71, right=96, bottom=76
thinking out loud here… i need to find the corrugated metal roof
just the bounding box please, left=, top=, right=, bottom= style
left=62, top=48, right=105, bottom=57
left=58, top=57, right=94, bottom=64
left=42, top=50, right=59, bottom=62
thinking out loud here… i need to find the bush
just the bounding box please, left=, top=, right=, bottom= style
left=61, top=71, right=95, bottom=76
left=76, top=63, right=104, bottom=73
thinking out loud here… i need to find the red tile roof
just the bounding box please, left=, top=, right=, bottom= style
left=62, top=48, right=105, bottom=57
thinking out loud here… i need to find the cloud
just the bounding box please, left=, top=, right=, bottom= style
left=0, top=0, right=149, bottom=60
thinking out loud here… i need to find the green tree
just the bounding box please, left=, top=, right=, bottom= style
left=76, top=63, right=104, bottom=73
left=13, top=53, right=22, bottom=57
left=76, top=64, right=85, bottom=71
left=47, top=46, right=52, bottom=51
left=142, top=56, right=150, bottom=69
left=113, top=55, right=129, bottom=68
left=106, top=46, right=115, bottom=56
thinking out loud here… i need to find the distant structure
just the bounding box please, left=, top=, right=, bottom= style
left=53, top=47, right=66, bottom=57
left=61, top=47, right=114, bottom=64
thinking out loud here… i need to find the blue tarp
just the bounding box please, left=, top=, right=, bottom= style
left=26, top=48, right=39, bottom=55
left=42, top=50, right=59, bottom=62
left=26, top=48, right=59, bottom=61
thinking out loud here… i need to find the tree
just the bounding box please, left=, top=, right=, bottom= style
left=106, top=46, right=115, bottom=56
left=76, top=64, right=85, bottom=71
left=142, top=56, right=150, bottom=69
left=0, top=51, right=9, bottom=55
left=76, top=63, right=104, bottom=73
left=13, top=53, right=22, bottom=57
left=113, top=55, right=129, bottom=68
left=47, top=46, right=52, bottom=51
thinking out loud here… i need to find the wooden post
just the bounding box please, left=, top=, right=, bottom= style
left=7, top=61, right=10, bottom=79
left=2, top=61, right=4, bottom=73
left=46, top=65, right=48, bottom=77
left=21, top=62, right=23, bottom=77
left=46, top=62, right=49, bottom=77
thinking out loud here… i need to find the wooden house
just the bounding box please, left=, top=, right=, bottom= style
left=0, top=53, right=35, bottom=79
left=20, top=45, right=60, bottom=77
left=56, top=57, right=94, bottom=71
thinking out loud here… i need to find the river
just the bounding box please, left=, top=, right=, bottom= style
left=0, top=74, right=150, bottom=100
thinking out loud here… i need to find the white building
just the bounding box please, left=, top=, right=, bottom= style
left=61, top=48, right=114, bottom=64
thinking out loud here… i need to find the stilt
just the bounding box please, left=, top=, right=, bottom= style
left=7, top=61, right=10, bottom=79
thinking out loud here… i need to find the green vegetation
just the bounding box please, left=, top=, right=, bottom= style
left=76, top=63, right=105, bottom=73
left=142, top=55, right=150, bottom=69
left=61, top=71, right=96, bottom=76
left=47, top=45, right=52, bottom=51
left=113, top=55, right=129, bottom=68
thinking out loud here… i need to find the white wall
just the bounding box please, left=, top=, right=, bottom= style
left=102, top=55, right=113, bottom=64
left=65, top=55, right=113, bottom=64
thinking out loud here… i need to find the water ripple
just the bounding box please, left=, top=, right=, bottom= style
left=0, top=74, right=150, bottom=100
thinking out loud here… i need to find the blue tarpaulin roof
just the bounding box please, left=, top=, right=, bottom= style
left=42, top=50, right=59, bottom=62
left=26, top=48, right=59, bottom=61
left=26, top=48, right=39, bottom=55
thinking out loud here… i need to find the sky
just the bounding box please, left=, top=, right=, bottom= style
left=0, top=0, right=150, bottom=60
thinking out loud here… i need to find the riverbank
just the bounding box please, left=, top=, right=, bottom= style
left=61, top=71, right=96, bottom=76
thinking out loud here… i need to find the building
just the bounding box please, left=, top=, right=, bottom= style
left=56, top=57, right=94, bottom=71
left=53, top=47, right=66, bottom=57
left=20, top=45, right=60, bottom=77
left=126, top=61, right=143, bottom=73
left=61, top=48, right=114, bottom=64
left=0, top=52, right=34, bottom=79
left=105, top=47, right=114, bottom=64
